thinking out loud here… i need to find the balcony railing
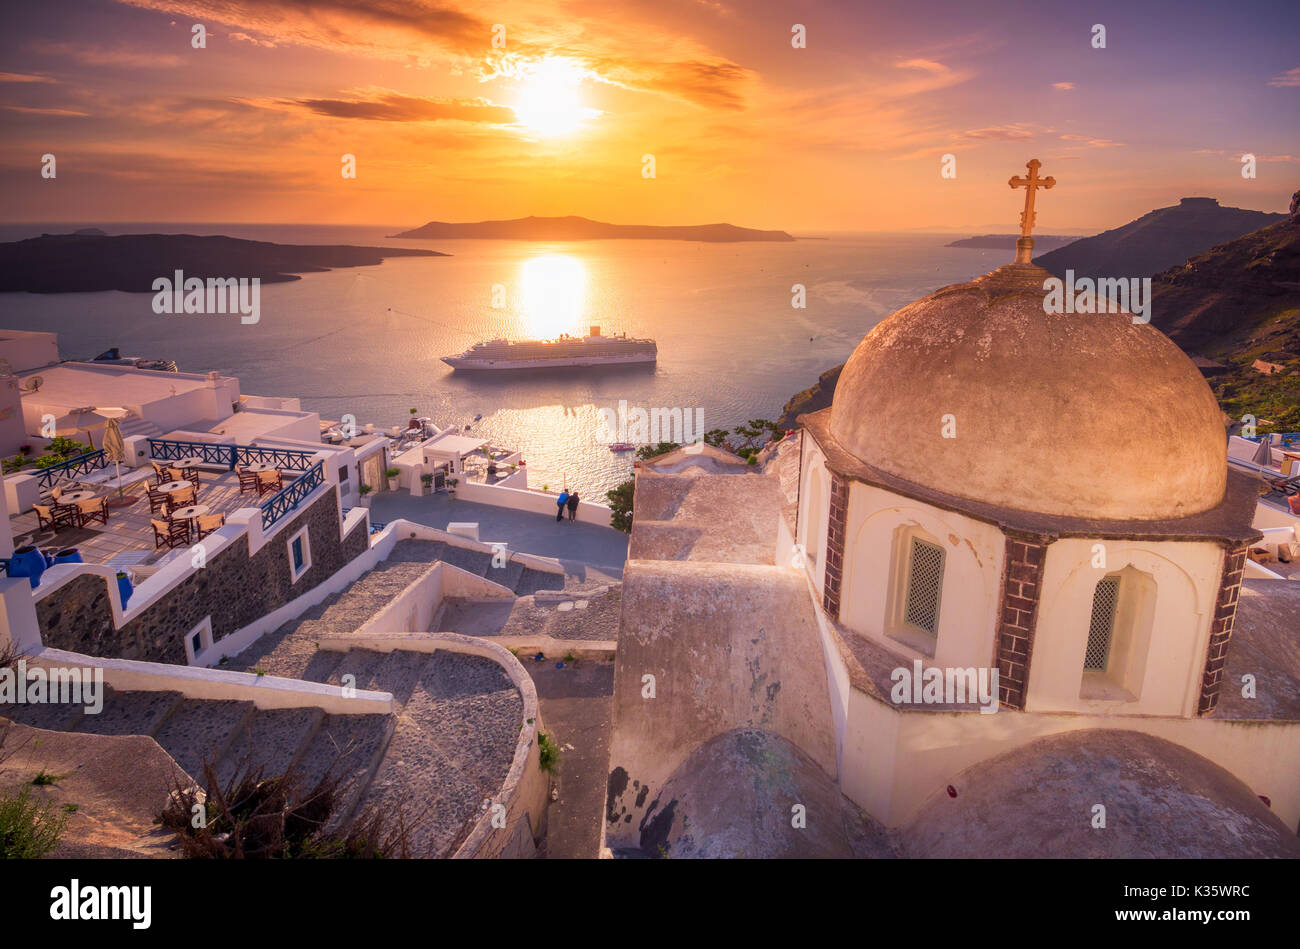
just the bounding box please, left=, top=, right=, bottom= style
left=36, top=450, right=108, bottom=491
left=148, top=438, right=318, bottom=472
left=260, top=461, right=325, bottom=529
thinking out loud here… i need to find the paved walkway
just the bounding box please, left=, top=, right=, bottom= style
left=370, top=492, right=629, bottom=574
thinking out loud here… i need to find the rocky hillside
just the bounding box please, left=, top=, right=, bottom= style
left=779, top=191, right=1300, bottom=433
left=1034, top=197, right=1284, bottom=283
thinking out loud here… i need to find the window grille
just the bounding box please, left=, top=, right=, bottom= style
left=904, top=538, right=945, bottom=635
left=1085, top=576, right=1120, bottom=671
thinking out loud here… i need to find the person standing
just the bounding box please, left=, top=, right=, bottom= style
left=566, top=491, right=580, bottom=523
left=556, top=488, right=569, bottom=522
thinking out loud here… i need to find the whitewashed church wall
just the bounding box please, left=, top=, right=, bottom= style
left=1029, top=539, right=1221, bottom=717
left=839, top=482, right=1004, bottom=671
left=797, top=435, right=831, bottom=597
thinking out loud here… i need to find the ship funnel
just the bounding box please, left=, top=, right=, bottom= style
left=589, top=325, right=601, bottom=337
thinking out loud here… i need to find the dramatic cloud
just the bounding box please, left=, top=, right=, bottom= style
left=1051, top=81, right=1075, bottom=91
left=1267, top=67, right=1300, bottom=87
left=30, top=42, right=183, bottom=69
left=229, top=32, right=276, bottom=48
left=959, top=124, right=1037, bottom=141
left=0, top=72, right=56, bottom=83
left=274, top=90, right=514, bottom=123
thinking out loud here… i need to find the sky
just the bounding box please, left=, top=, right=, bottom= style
left=0, top=0, right=1297, bottom=232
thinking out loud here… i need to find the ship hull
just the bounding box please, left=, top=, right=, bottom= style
left=442, top=352, right=657, bottom=370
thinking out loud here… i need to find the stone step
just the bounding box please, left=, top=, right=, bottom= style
left=385, top=540, right=449, bottom=564
left=363, top=649, right=430, bottom=708
left=433, top=546, right=493, bottom=577
left=77, top=689, right=183, bottom=737
left=492, top=559, right=526, bottom=591
left=294, top=713, right=394, bottom=824
left=325, top=649, right=389, bottom=690
left=152, top=698, right=256, bottom=781
left=514, top=566, right=566, bottom=595
left=213, top=706, right=323, bottom=790
left=0, top=699, right=86, bottom=732
left=354, top=719, right=486, bottom=858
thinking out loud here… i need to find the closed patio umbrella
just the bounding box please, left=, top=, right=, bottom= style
left=102, top=416, right=128, bottom=501
left=1252, top=437, right=1275, bottom=467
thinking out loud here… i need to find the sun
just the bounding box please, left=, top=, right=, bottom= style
left=511, top=57, right=596, bottom=137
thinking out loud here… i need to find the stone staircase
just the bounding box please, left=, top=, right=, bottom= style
left=115, top=415, right=164, bottom=440
left=431, top=586, right=622, bottom=643
left=2, top=645, right=525, bottom=857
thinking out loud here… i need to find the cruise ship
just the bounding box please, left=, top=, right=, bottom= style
left=442, top=326, right=657, bottom=370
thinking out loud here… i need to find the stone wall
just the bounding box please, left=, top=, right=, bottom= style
left=994, top=532, right=1049, bottom=710
left=35, top=487, right=369, bottom=664
left=1198, top=545, right=1247, bottom=716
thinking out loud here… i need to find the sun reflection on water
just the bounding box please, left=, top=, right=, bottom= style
left=520, top=254, right=586, bottom=339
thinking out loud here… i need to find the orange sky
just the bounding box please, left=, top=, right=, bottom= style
left=1, top=0, right=1296, bottom=232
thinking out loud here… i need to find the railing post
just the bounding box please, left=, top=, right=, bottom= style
left=229, top=445, right=237, bottom=471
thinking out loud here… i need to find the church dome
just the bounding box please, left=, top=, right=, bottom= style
left=828, top=263, right=1227, bottom=520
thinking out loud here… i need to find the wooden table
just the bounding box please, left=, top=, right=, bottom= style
left=170, top=503, right=210, bottom=530
left=158, top=480, right=190, bottom=495
left=242, top=462, right=277, bottom=473
left=171, top=457, right=201, bottom=470
left=58, top=490, right=98, bottom=504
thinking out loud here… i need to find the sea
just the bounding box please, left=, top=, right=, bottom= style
left=0, top=223, right=1005, bottom=496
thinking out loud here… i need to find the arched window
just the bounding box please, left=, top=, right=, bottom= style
left=1080, top=567, right=1156, bottom=701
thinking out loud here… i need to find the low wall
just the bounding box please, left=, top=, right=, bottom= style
left=457, top=478, right=612, bottom=527
left=26, top=645, right=393, bottom=715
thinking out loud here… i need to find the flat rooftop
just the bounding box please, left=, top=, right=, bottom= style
left=17, top=363, right=233, bottom=406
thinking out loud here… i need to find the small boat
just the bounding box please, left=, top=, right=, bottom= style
left=474, top=413, right=483, bottom=421
left=609, top=442, right=635, bottom=452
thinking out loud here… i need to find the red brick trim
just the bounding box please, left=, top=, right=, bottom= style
left=1198, top=545, right=1247, bottom=716
left=822, top=473, right=849, bottom=620
left=995, top=533, right=1049, bottom=710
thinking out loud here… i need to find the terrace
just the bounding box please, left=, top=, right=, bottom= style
left=6, top=438, right=323, bottom=576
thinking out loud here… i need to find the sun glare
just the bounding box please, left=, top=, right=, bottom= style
left=511, top=57, right=596, bottom=137
left=520, top=254, right=586, bottom=338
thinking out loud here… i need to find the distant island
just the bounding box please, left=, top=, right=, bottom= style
left=1034, top=197, right=1286, bottom=283
left=947, top=234, right=1076, bottom=250
left=391, top=215, right=796, bottom=242
left=0, top=232, right=445, bottom=294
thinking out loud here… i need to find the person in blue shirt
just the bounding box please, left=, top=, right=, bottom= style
left=556, top=489, right=569, bottom=522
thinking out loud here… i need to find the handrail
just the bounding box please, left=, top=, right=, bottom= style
left=35, top=450, right=107, bottom=490
left=148, top=438, right=317, bottom=472
left=260, top=461, right=325, bottom=529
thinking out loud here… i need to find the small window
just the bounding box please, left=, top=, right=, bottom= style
left=903, top=537, right=945, bottom=636
left=1084, top=576, right=1120, bottom=671
left=339, top=465, right=349, bottom=482
left=286, top=526, right=312, bottom=582
left=190, top=631, right=202, bottom=655
left=183, top=617, right=213, bottom=664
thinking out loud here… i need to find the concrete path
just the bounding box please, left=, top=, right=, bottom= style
left=528, top=659, right=616, bottom=859
left=370, top=492, right=629, bottom=575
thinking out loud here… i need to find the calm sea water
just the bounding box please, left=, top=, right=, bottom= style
left=0, top=223, right=1001, bottom=495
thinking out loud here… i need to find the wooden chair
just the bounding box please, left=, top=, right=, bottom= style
left=169, top=466, right=200, bottom=488
left=169, top=484, right=196, bottom=507
left=34, top=503, right=77, bottom=532
left=76, top=497, right=108, bottom=528
left=256, top=469, right=283, bottom=497
left=146, top=486, right=172, bottom=514
left=152, top=518, right=190, bottom=550
left=196, top=513, right=226, bottom=539
left=150, top=461, right=170, bottom=485
left=50, top=484, right=66, bottom=502
left=236, top=467, right=259, bottom=495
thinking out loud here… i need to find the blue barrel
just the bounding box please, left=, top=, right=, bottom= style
left=116, top=571, right=133, bottom=609
left=9, top=545, right=46, bottom=588
left=53, top=548, right=83, bottom=565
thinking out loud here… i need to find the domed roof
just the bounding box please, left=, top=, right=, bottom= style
left=828, top=263, right=1227, bottom=520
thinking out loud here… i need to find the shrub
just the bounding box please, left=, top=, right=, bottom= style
left=537, top=732, right=561, bottom=774
left=159, top=758, right=412, bottom=859
left=0, top=785, right=70, bottom=858
left=606, top=479, right=634, bottom=533
left=384, top=467, right=400, bottom=479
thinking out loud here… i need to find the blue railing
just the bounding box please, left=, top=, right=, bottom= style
left=148, top=438, right=317, bottom=472
left=36, top=450, right=107, bottom=491
left=260, top=461, right=325, bottom=529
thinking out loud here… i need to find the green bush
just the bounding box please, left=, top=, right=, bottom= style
left=0, top=785, right=70, bottom=859
left=537, top=732, right=562, bottom=774
left=606, top=480, right=634, bottom=533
